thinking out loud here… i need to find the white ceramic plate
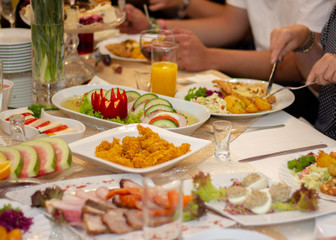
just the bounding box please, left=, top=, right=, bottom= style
left=69, top=123, right=211, bottom=174
left=97, top=34, right=147, bottom=62
left=0, top=28, right=31, bottom=45
left=6, top=174, right=235, bottom=240
left=0, top=107, right=86, bottom=144
left=183, top=172, right=336, bottom=226
left=175, top=79, right=295, bottom=119
left=0, top=199, right=51, bottom=240
left=52, top=84, right=211, bottom=135
left=184, top=228, right=273, bottom=240
left=278, top=147, right=336, bottom=202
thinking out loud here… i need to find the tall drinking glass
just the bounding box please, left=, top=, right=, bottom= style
left=0, top=0, right=19, bottom=28
left=213, top=120, right=232, bottom=161
left=143, top=176, right=183, bottom=240
left=140, top=29, right=175, bottom=62
left=151, top=40, right=178, bottom=97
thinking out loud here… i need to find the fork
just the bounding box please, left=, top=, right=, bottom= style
left=267, top=80, right=317, bottom=97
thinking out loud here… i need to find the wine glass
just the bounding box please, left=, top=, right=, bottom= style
left=139, top=29, right=175, bottom=62
left=1, top=0, right=19, bottom=28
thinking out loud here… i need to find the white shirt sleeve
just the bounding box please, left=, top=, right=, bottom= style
left=226, top=0, right=247, bottom=9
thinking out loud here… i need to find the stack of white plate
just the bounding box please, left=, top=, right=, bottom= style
left=0, top=28, right=32, bottom=108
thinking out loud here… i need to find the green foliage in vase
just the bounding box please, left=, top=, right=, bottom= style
left=31, top=0, right=64, bottom=83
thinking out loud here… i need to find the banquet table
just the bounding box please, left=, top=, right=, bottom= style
left=2, top=45, right=336, bottom=240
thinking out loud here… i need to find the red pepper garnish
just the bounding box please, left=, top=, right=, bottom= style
left=43, top=125, right=68, bottom=135
left=25, top=118, right=38, bottom=125
left=91, top=88, right=128, bottom=119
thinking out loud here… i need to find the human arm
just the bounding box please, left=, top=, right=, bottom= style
left=173, top=28, right=304, bottom=83
left=119, top=3, right=249, bottom=48
left=269, top=24, right=331, bottom=85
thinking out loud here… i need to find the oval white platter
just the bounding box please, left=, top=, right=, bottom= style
left=175, top=78, right=295, bottom=119
left=52, top=84, right=211, bottom=135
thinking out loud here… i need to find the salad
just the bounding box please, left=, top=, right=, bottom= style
left=184, top=82, right=274, bottom=114
left=287, top=150, right=336, bottom=195
left=184, top=87, right=229, bottom=114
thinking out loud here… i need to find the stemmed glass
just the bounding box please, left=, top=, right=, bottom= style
left=139, top=29, right=175, bottom=62
left=0, top=0, right=19, bottom=28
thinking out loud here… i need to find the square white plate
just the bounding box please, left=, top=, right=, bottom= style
left=69, top=123, right=211, bottom=174
left=183, top=172, right=336, bottom=226
left=6, top=174, right=235, bottom=240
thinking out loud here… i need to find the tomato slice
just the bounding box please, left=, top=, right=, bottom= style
left=43, top=125, right=68, bottom=135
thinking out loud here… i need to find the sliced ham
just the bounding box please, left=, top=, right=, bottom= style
left=124, top=209, right=143, bottom=230
left=45, top=199, right=83, bottom=224
left=82, top=213, right=108, bottom=235
left=120, top=179, right=142, bottom=189
left=102, top=209, right=134, bottom=234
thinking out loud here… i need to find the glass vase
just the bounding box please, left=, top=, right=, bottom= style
left=31, top=0, right=65, bottom=106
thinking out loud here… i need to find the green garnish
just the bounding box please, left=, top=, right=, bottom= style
left=287, top=154, right=316, bottom=172
left=79, top=97, right=142, bottom=124
left=0, top=204, right=20, bottom=214
left=184, top=87, right=207, bottom=101
left=192, top=171, right=226, bottom=202
left=28, top=104, right=59, bottom=118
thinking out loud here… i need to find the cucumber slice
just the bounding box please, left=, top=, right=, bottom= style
left=23, top=140, right=56, bottom=176
left=105, top=88, right=124, bottom=101
left=0, top=147, right=23, bottom=179
left=40, top=137, right=72, bottom=171
left=126, top=91, right=141, bottom=102
left=12, top=145, right=40, bottom=178
left=144, top=104, right=176, bottom=116
left=144, top=98, right=172, bottom=111
left=132, top=93, right=158, bottom=111
left=150, top=118, right=178, bottom=128
left=85, top=89, right=107, bottom=104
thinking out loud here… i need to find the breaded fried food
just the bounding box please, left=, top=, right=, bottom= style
left=213, top=79, right=232, bottom=96
left=105, top=39, right=146, bottom=60
left=95, top=125, right=190, bottom=168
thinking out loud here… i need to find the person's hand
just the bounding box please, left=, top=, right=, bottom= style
left=172, top=28, right=211, bottom=71
left=149, top=0, right=183, bottom=11
left=118, top=4, right=149, bottom=34
left=306, top=53, right=336, bottom=85
left=269, top=25, right=311, bottom=64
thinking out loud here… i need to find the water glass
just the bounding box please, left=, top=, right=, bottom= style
left=139, top=29, right=175, bottom=62
left=213, top=120, right=232, bottom=161
left=9, top=114, right=26, bottom=145
left=135, top=71, right=151, bottom=92
left=143, top=176, right=183, bottom=240
left=151, top=40, right=178, bottom=97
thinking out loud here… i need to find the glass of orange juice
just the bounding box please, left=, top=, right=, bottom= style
left=151, top=40, right=178, bottom=97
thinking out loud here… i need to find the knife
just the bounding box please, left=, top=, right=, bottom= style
left=266, top=61, right=278, bottom=96
left=238, top=143, right=328, bottom=162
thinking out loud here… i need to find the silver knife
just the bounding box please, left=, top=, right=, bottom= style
left=266, top=61, right=278, bottom=95
left=238, top=143, right=328, bottom=162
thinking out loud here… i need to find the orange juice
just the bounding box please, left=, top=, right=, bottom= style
left=151, top=62, right=177, bottom=97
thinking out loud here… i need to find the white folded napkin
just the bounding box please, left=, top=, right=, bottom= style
left=87, top=76, right=111, bottom=86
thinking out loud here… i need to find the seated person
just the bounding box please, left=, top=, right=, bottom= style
left=269, top=6, right=336, bottom=139
left=119, top=0, right=334, bottom=124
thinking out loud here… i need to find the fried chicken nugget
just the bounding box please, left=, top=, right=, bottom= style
left=122, top=136, right=141, bottom=159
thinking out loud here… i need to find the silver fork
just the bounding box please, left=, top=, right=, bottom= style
left=267, top=80, right=317, bottom=97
